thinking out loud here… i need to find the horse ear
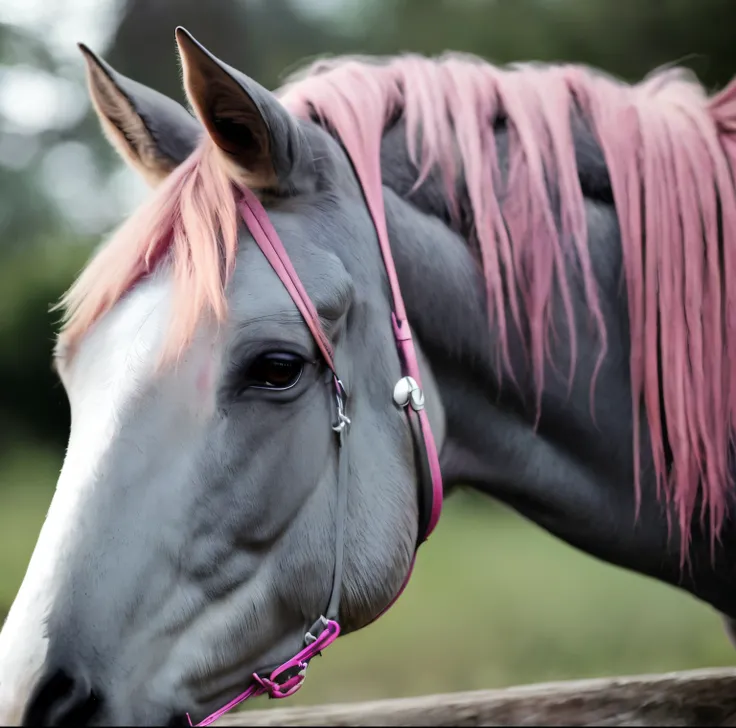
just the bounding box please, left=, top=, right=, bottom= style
left=79, top=43, right=201, bottom=187
left=175, top=27, right=304, bottom=190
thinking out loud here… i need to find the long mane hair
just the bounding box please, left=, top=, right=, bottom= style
left=59, top=52, right=736, bottom=554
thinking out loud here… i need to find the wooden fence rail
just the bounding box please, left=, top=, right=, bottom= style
left=219, top=667, right=736, bottom=727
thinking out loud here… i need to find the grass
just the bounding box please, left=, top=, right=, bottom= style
left=0, top=444, right=733, bottom=710
left=0, top=446, right=61, bottom=612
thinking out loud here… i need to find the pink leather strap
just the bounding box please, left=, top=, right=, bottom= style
left=350, top=151, right=444, bottom=540
left=392, top=315, right=443, bottom=536
left=241, top=179, right=442, bottom=538
left=238, top=188, right=336, bottom=374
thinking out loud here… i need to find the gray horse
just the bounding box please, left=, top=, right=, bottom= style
left=1, top=27, right=736, bottom=726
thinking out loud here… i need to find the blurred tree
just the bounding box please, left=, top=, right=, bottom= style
left=0, top=23, right=67, bottom=249
left=368, top=0, right=736, bottom=90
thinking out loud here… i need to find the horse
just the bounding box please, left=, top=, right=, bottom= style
left=1, top=25, right=736, bottom=726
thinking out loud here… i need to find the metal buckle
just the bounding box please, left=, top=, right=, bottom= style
left=256, top=663, right=309, bottom=699
left=331, top=378, right=351, bottom=439
left=305, top=615, right=330, bottom=645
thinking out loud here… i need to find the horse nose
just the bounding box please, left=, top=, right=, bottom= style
left=22, top=664, right=101, bottom=727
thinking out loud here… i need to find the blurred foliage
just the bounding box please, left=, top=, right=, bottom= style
left=0, top=0, right=735, bottom=693
left=376, top=0, right=735, bottom=88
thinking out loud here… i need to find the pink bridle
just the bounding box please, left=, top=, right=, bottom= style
left=187, top=185, right=443, bottom=726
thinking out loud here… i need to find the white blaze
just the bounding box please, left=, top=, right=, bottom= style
left=0, top=275, right=174, bottom=725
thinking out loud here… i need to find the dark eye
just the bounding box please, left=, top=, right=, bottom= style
left=245, top=352, right=305, bottom=391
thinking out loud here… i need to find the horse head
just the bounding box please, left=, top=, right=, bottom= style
left=0, top=30, right=444, bottom=726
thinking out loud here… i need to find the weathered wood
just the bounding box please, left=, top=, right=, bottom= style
left=218, top=668, right=736, bottom=727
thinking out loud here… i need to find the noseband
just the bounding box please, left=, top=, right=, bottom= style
left=187, top=186, right=443, bottom=726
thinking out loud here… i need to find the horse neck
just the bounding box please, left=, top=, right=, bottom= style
left=375, top=104, right=736, bottom=625
left=377, top=118, right=624, bottom=490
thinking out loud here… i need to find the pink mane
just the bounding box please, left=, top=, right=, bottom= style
left=60, top=52, right=736, bottom=555
left=281, top=55, right=736, bottom=555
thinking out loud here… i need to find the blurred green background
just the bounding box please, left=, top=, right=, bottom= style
left=1, top=0, right=736, bottom=709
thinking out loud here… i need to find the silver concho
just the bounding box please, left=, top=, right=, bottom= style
left=392, top=376, right=425, bottom=411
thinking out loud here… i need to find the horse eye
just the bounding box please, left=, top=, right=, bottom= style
left=246, top=353, right=305, bottom=391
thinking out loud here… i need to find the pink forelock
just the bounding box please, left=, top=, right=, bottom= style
left=60, top=52, right=736, bottom=555
left=57, top=141, right=239, bottom=366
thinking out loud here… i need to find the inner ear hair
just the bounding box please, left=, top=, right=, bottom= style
left=182, top=58, right=277, bottom=190
left=85, top=60, right=175, bottom=186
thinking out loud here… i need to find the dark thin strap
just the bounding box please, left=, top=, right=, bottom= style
left=241, top=188, right=348, bottom=636
left=324, top=434, right=349, bottom=622
left=407, top=408, right=433, bottom=547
